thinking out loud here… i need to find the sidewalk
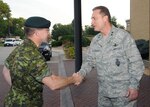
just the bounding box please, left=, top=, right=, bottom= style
left=63, top=60, right=98, bottom=107
left=0, top=51, right=150, bottom=107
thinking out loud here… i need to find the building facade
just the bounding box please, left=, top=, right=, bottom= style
left=129, top=0, right=150, bottom=40
left=126, top=0, right=150, bottom=60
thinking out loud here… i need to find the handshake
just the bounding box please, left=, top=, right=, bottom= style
left=46, top=72, right=85, bottom=90
left=72, top=72, right=84, bottom=86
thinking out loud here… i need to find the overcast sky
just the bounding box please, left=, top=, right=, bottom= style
left=3, top=0, right=130, bottom=28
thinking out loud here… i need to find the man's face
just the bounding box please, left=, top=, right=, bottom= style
left=91, top=9, right=107, bottom=32
left=36, top=28, right=50, bottom=42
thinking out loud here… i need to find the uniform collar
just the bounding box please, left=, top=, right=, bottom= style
left=24, top=38, right=39, bottom=49
left=97, top=25, right=116, bottom=39
left=106, top=25, right=118, bottom=44
left=96, top=25, right=118, bottom=47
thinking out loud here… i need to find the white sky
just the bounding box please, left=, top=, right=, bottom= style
left=3, top=0, right=130, bottom=28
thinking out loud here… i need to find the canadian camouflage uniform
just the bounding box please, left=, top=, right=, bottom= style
left=79, top=26, right=144, bottom=107
left=4, top=39, right=52, bottom=107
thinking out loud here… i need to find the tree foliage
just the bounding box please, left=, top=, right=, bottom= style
left=83, top=25, right=98, bottom=36
left=0, top=0, right=11, bottom=37
left=10, top=17, right=25, bottom=38
left=111, top=16, right=125, bottom=29
left=0, top=0, right=11, bottom=18
left=52, top=23, right=73, bottom=40
left=0, top=18, right=8, bottom=36
left=0, top=0, right=25, bottom=38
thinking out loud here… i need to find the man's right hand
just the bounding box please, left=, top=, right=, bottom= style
left=72, top=72, right=84, bottom=86
left=126, top=88, right=139, bottom=101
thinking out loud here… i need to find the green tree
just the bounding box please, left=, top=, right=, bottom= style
left=83, top=25, right=98, bottom=36
left=111, top=16, right=125, bottom=29
left=0, top=18, right=7, bottom=36
left=0, top=0, right=11, bottom=37
left=52, top=23, right=73, bottom=40
left=0, top=0, right=11, bottom=18
left=10, top=17, right=25, bottom=38
left=111, top=16, right=117, bottom=27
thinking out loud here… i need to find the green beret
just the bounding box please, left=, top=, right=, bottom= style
left=24, top=16, right=51, bottom=28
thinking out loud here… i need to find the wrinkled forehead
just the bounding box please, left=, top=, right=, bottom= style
left=92, top=9, right=107, bottom=19
left=91, top=9, right=102, bottom=18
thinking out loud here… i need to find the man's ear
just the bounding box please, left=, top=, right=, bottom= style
left=104, top=15, right=108, bottom=22
left=35, top=30, right=39, bottom=36
left=34, top=30, right=41, bottom=40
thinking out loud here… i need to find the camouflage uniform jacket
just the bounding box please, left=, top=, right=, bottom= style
left=4, top=39, right=51, bottom=107
left=79, top=26, right=144, bottom=97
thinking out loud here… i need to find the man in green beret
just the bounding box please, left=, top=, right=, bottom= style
left=2, top=16, right=77, bottom=107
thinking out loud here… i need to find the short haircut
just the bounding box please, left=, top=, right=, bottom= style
left=93, top=6, right=111, bottom=23
left=24, top=27, right=37, bottom=36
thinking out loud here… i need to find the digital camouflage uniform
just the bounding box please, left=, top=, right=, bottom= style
left=4, top=39, right=52, bottom=107
left=79, top=26, right=144, bottom=107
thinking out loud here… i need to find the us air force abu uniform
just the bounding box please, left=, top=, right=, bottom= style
left=79, top=26, right=144, bottom=107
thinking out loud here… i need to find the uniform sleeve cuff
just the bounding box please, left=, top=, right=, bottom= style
left=129, top=84, right=139, bottom=90
left=78, top=70, right=86, bottom=78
